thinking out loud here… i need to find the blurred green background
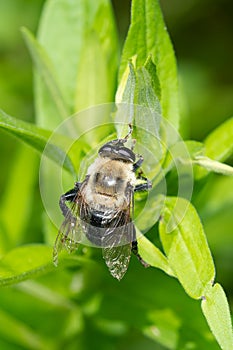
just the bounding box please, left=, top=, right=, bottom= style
left=0, top=0, right=233, bottom=349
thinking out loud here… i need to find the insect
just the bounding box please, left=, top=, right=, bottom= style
left=53, top=125, right=152, bottom=280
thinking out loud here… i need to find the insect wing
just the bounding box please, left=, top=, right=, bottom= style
left=102, top=187, right=135, bottom=280
left=103, top=242, right=132, bottom=280
left=53, top=201, right=83, bottom=266
left=102, top=213, right=134, bottom=281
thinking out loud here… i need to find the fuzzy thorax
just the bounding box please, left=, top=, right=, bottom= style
left=83, top=157, right=136, bottom=210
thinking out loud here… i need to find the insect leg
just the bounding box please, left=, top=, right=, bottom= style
left=131, top=240, right=150, bottom=268
left=134, top=158, right=152, bottom=192
left=133, top=155, right=144, bottom=172
left=134, top=180, right=152, bottom=192
left=59, top=183, right=81, bottom=217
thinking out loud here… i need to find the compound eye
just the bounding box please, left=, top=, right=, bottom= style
left=98, top=144, right=113, bottom=157
left=118, top=148, right=135, bottom=162
left=98, top=142, right=135, bottom=162
left=100, top=145, right=111, bottom=152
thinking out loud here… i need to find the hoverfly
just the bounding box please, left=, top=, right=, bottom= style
left=53, top=125, right=152, bottom=280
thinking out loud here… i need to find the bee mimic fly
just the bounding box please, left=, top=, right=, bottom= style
left=53, top=125, right=152, bottom=280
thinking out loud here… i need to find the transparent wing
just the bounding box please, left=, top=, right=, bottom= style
left=103, top=242, right=132, bottom=280
left=53, top=199, right=85, bottom=266
left=102, top=185, right=135, bottom=280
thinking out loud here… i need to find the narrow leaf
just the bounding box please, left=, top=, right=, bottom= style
left=117, top=60, right=137, bottom=106
left=0, top=245, right=54, bottom=286
left=159, top=197, right=215, bottom=299
left=0, top=110, right=75, bottom=174
left=74, top=32, right=110, bottom=112
left=171, top=141, right=233, bottom=177
left=136, top=65, right=161, bottom=114
left=137, top=232, right=175, bottom=277
left=204, top=117, right=233, bottom=162
left=134, top=65, right=162, bottom=159
left=0, top=308, right=52, bottom=350
left=119, top=0, right=179, bottom=129
left=144, top=309, right=180, bottom=350
left=190, top=118, right=233, bottom=178
left=184, top=140, right=205, bottom=159
left=0, top=146, right=38, bottom=248
left=115, top=61, right=137, bottom=138
left=144, top=55, right=161, bottom=100
left=0, top=244, right=89, bottom=287
left=194, top=156, right=233, bottom=176
left=21, top=27, right=69, bottom=127
left=116, top=59, right=163, bottom=172
left=116, top=59, right=136, bottom=105
left=201, top=283, right=233, bottom=350
left=36, top=0, right=118, bottom=128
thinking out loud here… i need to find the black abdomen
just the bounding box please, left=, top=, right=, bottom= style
left=82, top=209, right=133, bottom=247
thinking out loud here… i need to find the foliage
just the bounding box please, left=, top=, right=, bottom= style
left=0, top=0, right=233, bottom=349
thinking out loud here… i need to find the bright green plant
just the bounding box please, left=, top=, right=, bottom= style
left=0, top=0, right=233, bottom=349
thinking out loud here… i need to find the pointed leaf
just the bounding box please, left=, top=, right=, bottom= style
left=134, top=64, right=162, bottom=160
left=0, top=245, right=54, bottom=286
left=119, top=0, right=179, bottom=129
left=144, top=309, right=180, bottom=349
left=74, top=32, right=110, bottom=112
left=116, top=59, right=162, bottom=171
left=194, top=156, right=233, bottom=176
left=171, top=141, right=233, bottom=177
left=0, top=308, right=52, bottom=350
left=136, top=65, right=161, bottom=115
left=21, top=26, right=69, bottom=128
left=0, top=146, right=38, bottom=248
left=186, top=118, right=233, bottom=178
left=36, top=0, right=118, bottom=129
left=137, top=232, right=175, bottom=277
left=0, top=110, right=75, bottom=174
left=0, top=244, right=90, bottom=287
left=204, top=117, right=233, bottom=162
left=201, top=283, right=233, bottom=350
left=115, top=61, right=137, bottom=138
left=159, top=197, right=215, bottom=299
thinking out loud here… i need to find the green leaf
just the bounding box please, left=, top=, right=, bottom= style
left=0, top=308, right=53, bottom=350
left=115, top=59, right=162, bottom=171
left=74, top=33, right=111, bottom=112
left=144, top=55, right=161, bottom=100
left=204, top=117, right=233, bottom=162
left=116, top=60, right=136, bottom=106
left=136, top=65, right=161, bottom=114
left=0, top=109, right=75, bottom=174
left=21, top=27, right=69, bottom=128
left=163, top=140, right=204, bottom=176
left=136, top=231, right=175, bottom=277
left=193, top=156, right=233, bottom=176
left=134, top=64, right=162, bottom=158
left=185, top=119, right=233, bottom=178
left=173, top=141, right=233, bottom=177
left=159, top=197, right=215, bottom=299
left=115, top=61, right=137, bottom=138
left=0, top=244, right=91, bottom=287
left=201, top=283, right=233, bottom=350
left=117, top=57, right=161, bottom=114
left=36, top=0, right=118, bottom=128
left=0, top=109, right=50, bottom=149
left=119, top=0, right=179, bottom=129
left=0, top=245, right=54, bottom=286
left=183, top=140, right=205, bottom=159
left=0, top=145, right=38, bottom=249
left=143, top=309, right=180, bottom=349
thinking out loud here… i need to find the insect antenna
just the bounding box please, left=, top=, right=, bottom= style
left=121, top=123, right=133, bottom=143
